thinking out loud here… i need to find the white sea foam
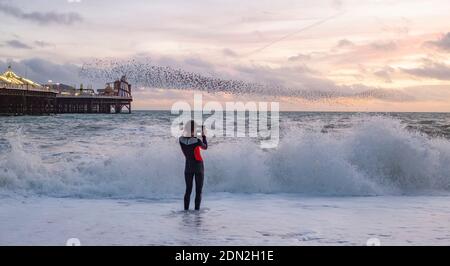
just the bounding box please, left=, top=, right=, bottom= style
left=1, top=115, right=450, bottom=198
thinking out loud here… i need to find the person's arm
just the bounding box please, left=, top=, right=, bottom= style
left=198, top=126, right=208, bottom=150
left=201, top=135, right=208, bottom=150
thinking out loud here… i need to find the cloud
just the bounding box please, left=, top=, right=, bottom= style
left=2, top=39, right=54, bottom=50
left=378, top=17, right=410, bottom=35
left=222, top=48, right=238, bottom=57
left=5, top=40, right=32, bottom=49
left=0, top=58, right=96, bottom=88
left=402, top=85, right=450, bottom=101
left=426, top=32, right=450, bottom=51
left=331, top=0, right=344, bottom=10
left=0, top=2, right=83, bottom=25
left=183, top=58, right=214, bottom=69
left=370, top=41, right=397, bottom=51
left=402, top=61, right=450, bottom=80
left=288, top=53, right=311, bottom=62
left=373, top=66, right=395, bottom=83
left=34, top=40, right=54, bottom=48
left=336, top=39, right=354, bottom=48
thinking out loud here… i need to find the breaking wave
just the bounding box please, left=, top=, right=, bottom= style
left=1, top=116, right=450, bottom=198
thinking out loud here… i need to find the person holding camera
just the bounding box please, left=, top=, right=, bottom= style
left=179, top=120, right=208, bottom=211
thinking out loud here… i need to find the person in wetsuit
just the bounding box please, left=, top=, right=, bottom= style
left=179, top=120, right=208, bottom=210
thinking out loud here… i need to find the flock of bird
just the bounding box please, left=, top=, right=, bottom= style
left=80, top=58, right=397, bottom=102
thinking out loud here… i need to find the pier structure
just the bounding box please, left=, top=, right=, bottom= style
left=0, top=86, right=56, bottom=115
left=55, top=95, right=132, bottom=114
left=0, top=66, right=132, bottom=115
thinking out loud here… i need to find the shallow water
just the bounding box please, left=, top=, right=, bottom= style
left=1, top=194, right=450, bottom=245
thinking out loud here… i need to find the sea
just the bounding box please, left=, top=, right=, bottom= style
left=1, top=111, right=450, bottom=245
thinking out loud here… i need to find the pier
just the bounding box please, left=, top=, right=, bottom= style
left=0, top=66, right=132, bottom=115
left=0, top=86, right=57, bottom=115
left=0, top=87, right=132, bottom=115
left=55, top=95, right=132, bottom=114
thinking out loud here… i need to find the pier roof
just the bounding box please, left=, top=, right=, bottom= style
left=0, top=65, right=41, bottom=88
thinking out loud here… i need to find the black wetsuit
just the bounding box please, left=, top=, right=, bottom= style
left=179, top=135, right=207, bottom=210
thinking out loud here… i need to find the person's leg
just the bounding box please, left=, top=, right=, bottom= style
left=184, top=172, right=194, bottom=210
left=194, top=171, right=204, bottom=210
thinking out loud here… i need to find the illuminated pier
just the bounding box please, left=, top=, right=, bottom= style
left=0, top=66, right=132, bottom=115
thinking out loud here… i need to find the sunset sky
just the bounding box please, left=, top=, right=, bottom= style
left=1, top=0, right=450, bottom=111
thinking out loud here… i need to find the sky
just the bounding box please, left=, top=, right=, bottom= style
left=1, top=0, right=450, bottom=111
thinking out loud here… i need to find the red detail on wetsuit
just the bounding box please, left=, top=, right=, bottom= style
left=194, top=146, right=203, bottom=161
